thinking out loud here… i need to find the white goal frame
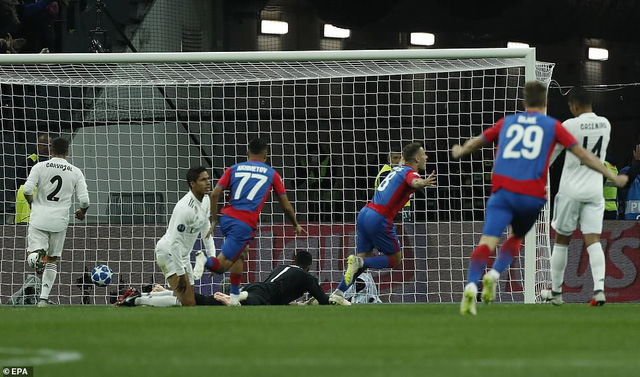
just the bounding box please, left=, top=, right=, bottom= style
left=0, top=48, right=547, bottom=304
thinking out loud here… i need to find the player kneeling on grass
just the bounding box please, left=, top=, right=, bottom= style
left=329, top=142, right=436, bottom=305
left=451, top=81, right=628, bottom=316
left=116, top=167, right=216, bottom=307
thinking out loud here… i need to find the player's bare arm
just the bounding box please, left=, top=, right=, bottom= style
left=206, top=185, right=224, bottom=238
left=411, top=170, right=436, bottom=189
left=569, top=145, right=628, bottom=187
left=451, top=135, right=485, bottom=160
left=277, top=194, right=306, bottom=235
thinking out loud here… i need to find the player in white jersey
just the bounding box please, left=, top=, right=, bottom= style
left=116, top=166, right=216, bottom=307
left=23, top=137, right=90, bottom=307
left=543, top=87, right=612, bottom=306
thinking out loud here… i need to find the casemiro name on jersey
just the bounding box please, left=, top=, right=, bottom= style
left=580, top=123, right=608, bottom=130
left=45, top=162, right=73, bottom=171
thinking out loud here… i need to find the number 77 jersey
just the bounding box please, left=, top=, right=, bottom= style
left=483, top=111, right=578, bottom=199
left=217, top=160, right=286, bottom=229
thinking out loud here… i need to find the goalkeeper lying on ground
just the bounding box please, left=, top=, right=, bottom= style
left=115, top=251, right=347, bottom=307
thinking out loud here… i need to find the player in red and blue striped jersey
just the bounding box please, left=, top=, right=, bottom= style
left=329, top=143, right=436, bottom=304
left=451, top=81, right=628, bottom=315
left=199, top=138, right=305, bottom=306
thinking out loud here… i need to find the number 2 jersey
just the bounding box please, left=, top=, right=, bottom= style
left=23, top=157, right=90, bottom=232
left=483, top=111, right=578, bottom=199
left=217, top=160, right=286, bottom=229
left=554, top=112, right=611, bottom=201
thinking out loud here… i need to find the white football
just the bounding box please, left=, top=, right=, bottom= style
left=91, top=265, right=114, bottom=287
left=27, top=252, right=39, bottom=269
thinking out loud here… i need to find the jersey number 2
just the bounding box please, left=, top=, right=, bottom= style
left=47, top=175, right=63, bottom=202
left=234, top=172, right=268, bottom=200
left=502, top=124, right=543, bottom=160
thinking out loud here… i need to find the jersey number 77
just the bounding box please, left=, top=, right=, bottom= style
left=233, top=172, right=268, bottom=200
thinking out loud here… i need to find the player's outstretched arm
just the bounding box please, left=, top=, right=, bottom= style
left=411, top=170, right=436, bottom=189
left=451, top=136, right=485, bottom=160
left=277, top=194, right=305, bottom=235
left=569, top=145, right=629, bottom=188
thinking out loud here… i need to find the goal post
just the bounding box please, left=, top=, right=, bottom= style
left=0, top=48, right=554, bottom=304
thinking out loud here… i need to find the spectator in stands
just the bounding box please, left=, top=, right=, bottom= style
left=15, top=133, right=51, bottom=224
left=603, top=158, right=619, bottom=219
left=0, top=0, right=59, bottom=53
left=618, top=145, right=640, bottom=220
left=297, top=143, right=343, bottom=222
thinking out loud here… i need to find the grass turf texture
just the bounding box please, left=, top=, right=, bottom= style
left=2, top=304, right=640, bottom=377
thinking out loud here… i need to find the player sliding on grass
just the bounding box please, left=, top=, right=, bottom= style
left=329, top=142, right=436, bottom=305
left=197, top=138, right=306, bottom=306
left=116, top=166, right=216, bottom=307
left=451, top=81, right=627, bottom=316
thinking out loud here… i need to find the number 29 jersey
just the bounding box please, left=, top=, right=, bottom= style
left=483, top=111, right=577, bottom=199
left=217, top=160, right=286, bottom=229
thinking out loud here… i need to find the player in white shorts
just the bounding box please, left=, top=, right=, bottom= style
left=23, top=137, right=90, bottom=307
left=544, top=87, right=612, bottom=306
left=115, top=166, right=216, bottom=307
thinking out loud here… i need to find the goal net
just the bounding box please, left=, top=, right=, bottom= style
left=0, top=49, right=554, bottom=304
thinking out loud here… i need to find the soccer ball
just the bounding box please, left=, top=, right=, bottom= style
left=91, top=265, right=113, bottom=287
left=27, top=252, right=39, bottom=268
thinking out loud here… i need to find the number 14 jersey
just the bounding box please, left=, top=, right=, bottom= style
left=482, top=111, right=578, bottom=199
left=557, top=112, right=611, bottom=201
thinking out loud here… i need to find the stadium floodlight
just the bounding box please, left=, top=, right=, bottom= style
left=410, top=32, right=435, bottom=46
left=507, top=42, right=530, bottom=49
left=588, top=47, right=608, bottom=61
left=0, top=48, right=554, bottom=305
left=261, top=20, right=288, bottom=35
left=324, top=24, right=350, bottom=39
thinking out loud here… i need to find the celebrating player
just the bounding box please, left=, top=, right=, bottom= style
left=117, top=166, right=216, bottom=307
left=541, top=87, right=612, bottom=306
left=23, top=137, right=90, bottom=307
left=198, top=138, right=305, bottom=306
left=451, top=81, right=627, bottom=315
left=329, top=142, right=436, bottom=304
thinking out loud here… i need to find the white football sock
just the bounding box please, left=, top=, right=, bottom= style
left=40, top=263, right=57, bottom=300
left=550, top=244, right=569, bottom=293
left=135, top=294, right=181, bottom=307
left=587, top=242, right=606, bottom=292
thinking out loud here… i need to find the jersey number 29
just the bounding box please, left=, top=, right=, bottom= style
left=502, top=124, right=543, bottom=160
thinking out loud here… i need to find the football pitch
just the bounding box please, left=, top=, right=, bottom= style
left=2, top=304, right=640, bottom=377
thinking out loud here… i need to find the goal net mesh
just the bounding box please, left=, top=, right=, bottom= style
left=0, top=54, right=554, bottom=304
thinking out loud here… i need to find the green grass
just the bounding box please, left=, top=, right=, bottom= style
left=2, top=304, right=640, bottom=377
